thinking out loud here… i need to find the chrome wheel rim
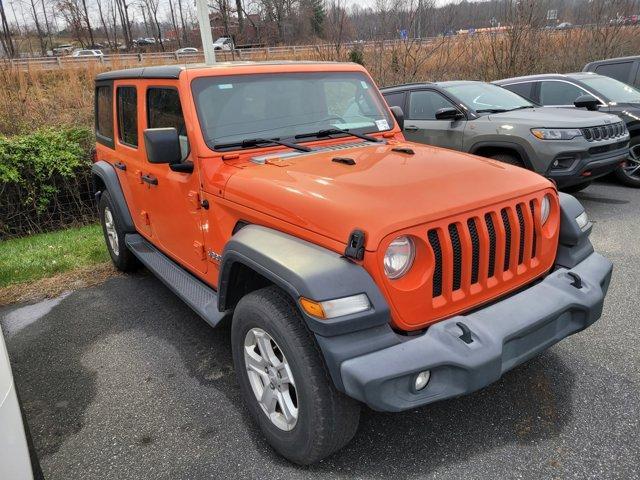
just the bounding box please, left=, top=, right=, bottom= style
left=104, top=206, right=119, bottom=256
left=623, top=145, right=640, bottom=179
left=244, top=328, right=298, bottom=431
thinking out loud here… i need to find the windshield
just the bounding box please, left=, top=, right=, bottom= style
left=442, top=82, right=535, bottom=112
left=191, top=72, right=394, bottom=149
left=580, top=76, right=640, bottom=104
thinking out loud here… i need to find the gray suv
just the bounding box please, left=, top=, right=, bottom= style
left=381, top=81, right=630, bottom=191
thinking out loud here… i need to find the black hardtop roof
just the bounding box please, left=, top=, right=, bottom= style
left=95, top=61, right=348, bottom=82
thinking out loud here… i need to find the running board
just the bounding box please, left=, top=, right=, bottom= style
left=125, top=233, right=226, bottom=328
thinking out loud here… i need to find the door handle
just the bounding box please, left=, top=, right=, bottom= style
left=405, top=125, right=419, bottom=131
left=141, top=174, right=158, bottom=186
left=114, top=161, right=126, bottom=171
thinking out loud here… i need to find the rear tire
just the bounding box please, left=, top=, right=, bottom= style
left=231, top=286, right=360, bottom=465
left=614, top=136, right=640, bottom=187
left=98, top=190, right=139, bottom=272
left=489, top=152, right=525, bottom=168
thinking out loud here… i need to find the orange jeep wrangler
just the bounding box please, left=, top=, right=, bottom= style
left=92, top=62, right=612, bottom=464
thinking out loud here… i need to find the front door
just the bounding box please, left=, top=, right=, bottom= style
left=403, top=89, right=466, bottom=150
left=139, top=83, right=208, bottom=275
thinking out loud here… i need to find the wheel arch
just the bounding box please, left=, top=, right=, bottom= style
left=219, top=225, right=390, bottom=337
left=91, top=161, right=135, bottom=233
left=469, top=141, right=534, bottom=170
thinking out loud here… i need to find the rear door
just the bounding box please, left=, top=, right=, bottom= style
left=403, top=89, right=466, bottom=150
left=140, top=83, right=208, bottom=275
left=537, top=80, right=593, bottom=108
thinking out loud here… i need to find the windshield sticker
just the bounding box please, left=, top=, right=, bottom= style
left=360, top=81, right=369, bottom=89
left=218, top=84, right=233, bottom=89
left=375, top=119, right=389, bottom=131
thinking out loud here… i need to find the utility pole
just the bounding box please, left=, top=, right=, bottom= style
left=196, top=0, right=215, bottom=64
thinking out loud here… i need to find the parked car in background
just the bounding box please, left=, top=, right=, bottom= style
left=382, top=81, right=629, bottom=192
left=583, top=55, right=640, bottom=89
left=52, top=44, right=74, bottom=56
left=0, top=329, right=41, bottom=479
left=495, top=72, right=640, bottom=187
left=175, top=47, right=199, bottom=55
left=213, top=36, right=234, bottom=50
left=71, top=49, right=104, bottom=58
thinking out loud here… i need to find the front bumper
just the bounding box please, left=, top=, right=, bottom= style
left=546, top=142, right=628, bottom=188
left=336, top=251, right=612, bottom=412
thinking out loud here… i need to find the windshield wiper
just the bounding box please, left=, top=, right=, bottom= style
left=476, top=108, right=509, bottom=113
left=508, top=105, right=536, bottom=111
left=214, top=137, right=312, bottom=152
left=295, top=127, right=383, bottom=143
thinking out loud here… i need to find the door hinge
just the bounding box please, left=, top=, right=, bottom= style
left=140, top=211, right=150, bottom=225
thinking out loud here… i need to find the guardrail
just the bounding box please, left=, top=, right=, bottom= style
left=1, top=38, right=437, bottom=70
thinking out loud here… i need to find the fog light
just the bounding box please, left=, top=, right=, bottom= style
left=414, top=370, right=431, bottom=391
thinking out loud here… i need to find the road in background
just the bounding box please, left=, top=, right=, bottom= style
left=1, top=181, right=638, bottom=479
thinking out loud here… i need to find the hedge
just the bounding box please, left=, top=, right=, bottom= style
left=0, top=127, right=96, bottom=239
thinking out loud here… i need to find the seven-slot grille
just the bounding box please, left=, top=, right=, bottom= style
left=581, top=122, right=626, bottom=142
left=427, top=199, right=540, bottom=300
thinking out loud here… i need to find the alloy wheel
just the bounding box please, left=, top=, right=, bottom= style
left=623, top=144, right=640, bottom=179
left=244, top=328, right=298, bottom=431
left=103, top=206, right=119, bottom=256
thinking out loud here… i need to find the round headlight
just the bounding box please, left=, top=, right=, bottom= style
left=541, top=194, right=551, bottom=224
left=383, top=236, right=415, bottom=279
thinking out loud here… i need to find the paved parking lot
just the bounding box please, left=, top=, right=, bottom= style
left=2, top=181, right=639, bottom=480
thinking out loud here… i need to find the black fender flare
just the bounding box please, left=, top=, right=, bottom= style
left=468, top=141, right=534, bottom=170
left=91, top=161, right=135, bottom=232
left=219, top=225, right=391, bottom=337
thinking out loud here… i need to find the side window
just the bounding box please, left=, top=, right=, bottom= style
left=384, top=92, right=406, bottom=110
left=594, top=62, right=633, bottom=83
left=117, top=86, right=138, bottom=147
left=147, top=88, right=188, bottom=159
left=539, top=81, right=584, bottom=106
left=96, top=85, right=114, bottom=144
left=503, top=82, right=535, bottom=102
left=408, top=90, right=456, bottom=120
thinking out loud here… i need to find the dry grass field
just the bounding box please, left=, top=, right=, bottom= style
left=1, top=27, right=639, bottom=136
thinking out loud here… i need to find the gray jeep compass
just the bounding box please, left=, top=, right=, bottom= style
left=382, top=81, right=629, bottom=191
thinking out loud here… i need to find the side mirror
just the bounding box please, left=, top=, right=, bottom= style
left=144, top=128, right=182, bottom=164
left=389, top=106, right=404, bottom=130
left=574, top=94, right=600, bottom=111
left=435, top=107, right=464, bottom=121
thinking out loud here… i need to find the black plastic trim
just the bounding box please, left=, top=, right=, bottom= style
left=91, top=161, right=135, bottom=232
left=469, top=141, right=534, bottom=170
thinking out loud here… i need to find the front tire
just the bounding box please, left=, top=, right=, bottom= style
left=98, top=190, right=139, bottom=272
left=614, top=136, right=640, bottom=187
left=231, top=286, right=360, bottom=465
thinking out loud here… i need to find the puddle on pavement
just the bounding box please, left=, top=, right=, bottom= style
left=0, top=291, right=71, bottom=337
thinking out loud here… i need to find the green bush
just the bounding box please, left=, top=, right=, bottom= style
left=0, top=127, right=92, bottom=214
left=348, top=47, right=365, bottom=66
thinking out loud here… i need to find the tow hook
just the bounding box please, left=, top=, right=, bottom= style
left=567, top=271, right=583, bottom=289
left=456, top=321, right=473, bottom=344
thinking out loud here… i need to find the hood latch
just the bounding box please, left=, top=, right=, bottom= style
left=344, top=229, right=366, bottom=261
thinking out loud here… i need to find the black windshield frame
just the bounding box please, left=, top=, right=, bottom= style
left=191, top=71, right=395, bottom=152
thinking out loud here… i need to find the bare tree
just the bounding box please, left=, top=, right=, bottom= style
left=28, top=0, right=47, bottom=54
left=80, top=0, right=94, bottom=46
left=144, top=0, right=164, bottom=50
left=0, top=0, right=16, bottom=57
left=168, top=0, right=181, bottom=47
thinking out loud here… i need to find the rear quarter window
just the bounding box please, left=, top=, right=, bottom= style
left=117, top=86, right=138, bottom=147
left=502, top=82, right=535, bottom=102
left=96, top=85, right=114, bottom=146
left=594, top=62, right=634, bottom=83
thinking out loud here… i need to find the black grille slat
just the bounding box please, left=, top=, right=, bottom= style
left=428, top=229, right=443, bottom=297
left=467, top=218, right=480, bottom=284
left=516, top=204, right=526, bottom=265
left=449, top=224, right=462, bottom=291
left=501, top=209, right=512, bottom=271
left=485, top=213, right=497, bottom=278
left=530, top=201, right=537, bottom=258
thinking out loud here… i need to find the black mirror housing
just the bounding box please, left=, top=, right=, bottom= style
left=435, top=107, right=464, bottom=121
left=574, top=94, right=600, bottom=111
left=144, top=128, right=182, bottom=164
left=389, top=106, right=404, bottom=130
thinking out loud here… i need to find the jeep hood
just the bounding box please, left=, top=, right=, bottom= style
left=487, top=107, right=621, bottom=127
left=223, top=142, right=552, bottom=250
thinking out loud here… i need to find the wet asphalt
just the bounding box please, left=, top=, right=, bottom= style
left=1, top=180, right=638, bottom=480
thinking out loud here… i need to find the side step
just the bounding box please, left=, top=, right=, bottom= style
left=125, top=233, right=226, bottom=328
